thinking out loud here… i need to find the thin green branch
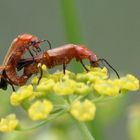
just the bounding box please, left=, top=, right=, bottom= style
left=60, top=0, right=83, bottom=43
left=92, top=94, right=124, bottom=103
left=70, top=114, right=95, bottom=140
left=18, top=109, right=67, bottom=131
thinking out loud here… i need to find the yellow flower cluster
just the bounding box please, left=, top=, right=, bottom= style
left=76, top=67, right=108, bottom=82
left=36, top=79, right=55, bottom=96
left=93, top=79, right=120, bottom=96
left=35, top=67, right=139, bottom=96
left=70, top=100, right=96, bottom=121
left=32, top=70, right=92, bottom=96
left=28, top=100, right=53, bottom=121
left=8, top=66, right=139, bottom=125
left=0, top=114, right=19, bottom=132
left=119, top=74, right=139, bottom=91
left=32, top=68, right=96, bottom=96
left=10, top=85, right=34, bottom=106
left=93, top=74, right=139, bottom=96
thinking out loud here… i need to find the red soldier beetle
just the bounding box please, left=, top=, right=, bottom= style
left=0, top=33, right=51, bottom=91
left=17, top=44, right=120, bottom=84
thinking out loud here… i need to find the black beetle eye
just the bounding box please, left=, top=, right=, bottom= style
left=90, top=61, right=98, bottom=67
left=90, top=61, right=95, bottom=65
left=30, top=40, right=36, bottom=45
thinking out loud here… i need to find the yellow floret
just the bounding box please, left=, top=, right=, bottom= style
left=47, top=72, right=64, bottom=82
left=70, top=100, right=96, bottom=121
left=89, top=67, right=108, bottom=78
left=10, top=85, right=34, bottom=106
left=28, top=100, right=53, bottom=121
left=74, top=82, right=92, bottom=95
left=62, top=70, right=76, bottom=80
left=77, top=67, right=108, bottom=83
left=93, top=79, right=120, bottom=96
left=36, top=79, right=55, bottom=95
left=53, top=79, right=76, bottom=96
left=31, top=76, right=39, bottom=85
left=0, top=114, right=19, bottom=132
left=120, top=74, right=139, bottom=91
left=41, top=64, right=47, bottom=71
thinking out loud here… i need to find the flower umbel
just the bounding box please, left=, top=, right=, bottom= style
left=70, top=100, right=96, bottom=121
left=93, top=79, right=120, bottom=96
left=28, top=100, right=53, bottom=121
left=0, top=114, right=19, bottom=132
left=2, top=65, right=138, bottom=133
left=53, top=79, right=76, bottom=96
left=10, top=85, right=34, bottom=106
left=120, top=74, right=139, bottom=91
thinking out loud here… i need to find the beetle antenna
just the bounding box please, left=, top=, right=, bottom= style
left=98, top=59, right=111, bottom=78
left=39, top=40, right=52, bottom=49
left=98, top=58, right=120, bottom=79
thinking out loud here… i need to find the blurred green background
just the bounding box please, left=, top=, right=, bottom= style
left=0, top=0, right=139, bottom=140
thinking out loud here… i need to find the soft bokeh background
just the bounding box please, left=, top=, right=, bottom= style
left=0, top=0, right=139, bottom=140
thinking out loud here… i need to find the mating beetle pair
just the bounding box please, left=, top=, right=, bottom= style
left=0, top=33, right=119, bottom=91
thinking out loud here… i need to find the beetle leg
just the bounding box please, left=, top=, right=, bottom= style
left=10, top=84, right=15, bottom=91
left=7, top=80, right=15, bottom=91
left=37, top=65, right=43, bottom=85
left=28, top=48, right=35, bottom=61
left=32, top=47, right=39, bottom=55
left=63, top=63, right=66, bottom=75
left=4, top=78, right=15, bottom=91
left=46, top=40, right=52, bottom=49
left=80, top=60, right=89, bottom=72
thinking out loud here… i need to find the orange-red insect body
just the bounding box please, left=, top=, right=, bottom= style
left=0, top=43, right=119, bottom=90
left=0, top=33, right=42, bottom=90
left=18, top=44, right=119, bottom=85
left=18, top=44, right=99, bottom=78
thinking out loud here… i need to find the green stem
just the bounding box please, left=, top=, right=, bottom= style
left=71, top=115, right=95, bottom=140
left=92, top=94, right=124, bottom=103
left=18, top=109, right=67, bottom=131
left=60, top=0, right=83, bottom=43
left=21, top=100, right=31, bottom=110
left=60, top=0, right=84, bottom=72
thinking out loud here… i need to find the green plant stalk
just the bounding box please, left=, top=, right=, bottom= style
left=18, top=109, right=67, bottom=131
left=60, top=0, right=83, bottom=43
left=70, top=115, right=95, bottom=140
left=60, top=0, right=84, bottom=73
left=60, top=1, right=102, bottom=139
